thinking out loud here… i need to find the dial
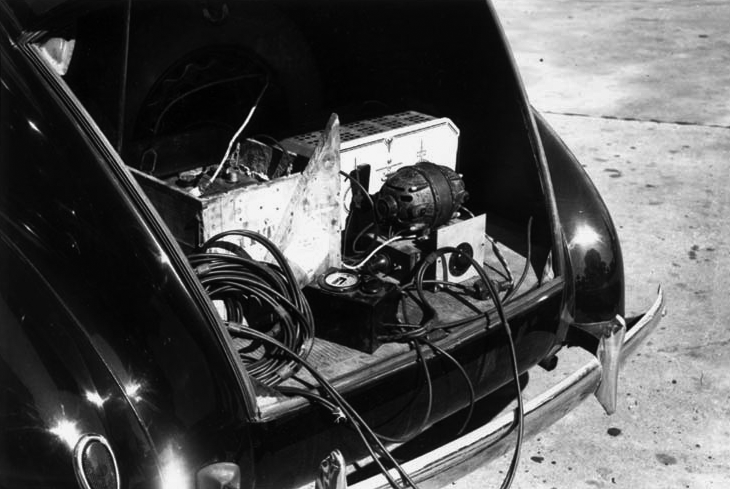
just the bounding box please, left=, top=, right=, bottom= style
left=321, top=269, right=360, bottom=292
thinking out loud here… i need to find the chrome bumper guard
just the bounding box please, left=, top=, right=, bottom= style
left=321, top=287, right=665, bottom=489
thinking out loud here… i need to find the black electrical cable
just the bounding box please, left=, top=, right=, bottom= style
left=442, top=247, right=525, bottom=489
left=278, top=386, right=343, bottom=419
left=192, top=259, right=305, bottom=383
left=252, top=133, right=287, bottom=154
left=379, top=246, right=525, bottom=489
left=374, top=251, right=465, bottom=342
left=437, top=248, right=525, bottom=489
left=421, top=339, right=476, bottom=437
left=503, top=216, right=533, bottom=304
left=483, top=262, right=511, bottom=283
left=339, top=170, right=375, bottom=210
left=377, top=279, right=475, bottom=440
left=387, top=216, right=535, bottom=338
left=490, top=296, right=524, bottom=489
left=459, top=205, right=475, bottom=218
left=378, top=284, right=480, bottom=341
left=340, top=222, right=377, bottom=256
left=226, top=323, right=420, bottom=489
left=339, top=170, right=381, bottom=256
left=485, top=234, right=514, bottom=286
left=189, top=230, right=314, bottom=386
left=374, top=340, right=434, bottom=444
left=412, top=280, right=472, bottom=293
left=351, top=223, right=375, bottom=254
left=152, top=74, right=266, bottom=135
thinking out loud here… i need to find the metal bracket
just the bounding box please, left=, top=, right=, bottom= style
left=196, top=462, right=241, bottom=489
left=316, top=450, right=347, bottom=489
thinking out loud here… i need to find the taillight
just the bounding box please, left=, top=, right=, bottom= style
left=73, top=434, right=120, bottom=489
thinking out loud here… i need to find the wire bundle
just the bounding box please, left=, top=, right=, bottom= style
left=376, top=223, right=533, bottom=489
left=379, top=217, right=534, bottom=342
left=191, top=222, right=532, bottom=488
left=225, top=323, right=420, bottom=489
left=188, top=230, right=314, bottom=386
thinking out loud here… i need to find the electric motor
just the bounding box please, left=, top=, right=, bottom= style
left=375, top=162, right=468, bottom=233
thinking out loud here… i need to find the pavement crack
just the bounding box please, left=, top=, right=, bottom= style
left=657, top=338, right=730, bottom=354
left=541, top=110, right=730, bottom=130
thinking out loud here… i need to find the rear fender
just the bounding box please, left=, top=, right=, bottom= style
left=534, top=111, right=624, bottom=324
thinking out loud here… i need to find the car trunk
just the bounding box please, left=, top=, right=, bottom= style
left=27, top=0, right=568, bottom=485
left=211, top=0, right=564, bottom=417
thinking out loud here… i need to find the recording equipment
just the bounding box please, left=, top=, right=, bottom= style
left=305, top=269, right=401, bottom=353
left=374, top=162, right=468, bottom=233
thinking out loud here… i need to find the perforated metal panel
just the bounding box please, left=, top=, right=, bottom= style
left=287, top=111, right=436, bottom=148
left=282, top=111, right=459, bottom=225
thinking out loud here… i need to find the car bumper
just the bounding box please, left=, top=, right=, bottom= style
left=348, top=287, right=666, bottom=489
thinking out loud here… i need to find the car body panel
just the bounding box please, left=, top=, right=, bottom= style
left=536, top=111, right=625, bottom=324
left=0, top=233, right=159, bottom=488
left=0, top=10, right=257, bottom=486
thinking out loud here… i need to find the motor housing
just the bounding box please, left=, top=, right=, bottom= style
left=375, top=162, right=468, bottom=233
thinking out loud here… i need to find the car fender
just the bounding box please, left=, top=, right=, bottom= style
left=0, top=11, right=256, bottom=485
left=533, top=110, right=625, bottom=323
left=0, top=233, right=159, bottom=489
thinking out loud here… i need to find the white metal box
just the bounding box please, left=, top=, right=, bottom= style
left=282, top=111, right=460, bottom=222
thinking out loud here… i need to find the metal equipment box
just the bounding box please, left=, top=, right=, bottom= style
left=281, top=111, right=459, bottom=204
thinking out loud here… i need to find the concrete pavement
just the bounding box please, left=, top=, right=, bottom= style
left=493, top=0, right=730, bottom=127
left=453, top=1, right=730, bottom=488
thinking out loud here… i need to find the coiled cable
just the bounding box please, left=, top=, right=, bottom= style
left=188, top=230, right=314, bottom=386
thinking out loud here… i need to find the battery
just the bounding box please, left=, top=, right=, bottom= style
left=304, top=269, right=400, bottom=353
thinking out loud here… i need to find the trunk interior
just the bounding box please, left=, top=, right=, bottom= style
left=44, top=0, right=564, bottom=427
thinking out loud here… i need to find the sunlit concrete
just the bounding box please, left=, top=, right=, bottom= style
left=492, top=0, right=730, bottom=127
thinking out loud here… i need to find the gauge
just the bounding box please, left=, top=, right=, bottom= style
left=320, top=269, right=361, bottom=292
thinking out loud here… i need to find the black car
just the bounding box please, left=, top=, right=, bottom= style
left=0, top=1, right=664, bottom=488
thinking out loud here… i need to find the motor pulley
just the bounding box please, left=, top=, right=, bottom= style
left=375, top=161, right=468, bottom=233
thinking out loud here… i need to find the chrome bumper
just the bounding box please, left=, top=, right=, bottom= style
left=343, top=287, right=665, bottom=489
